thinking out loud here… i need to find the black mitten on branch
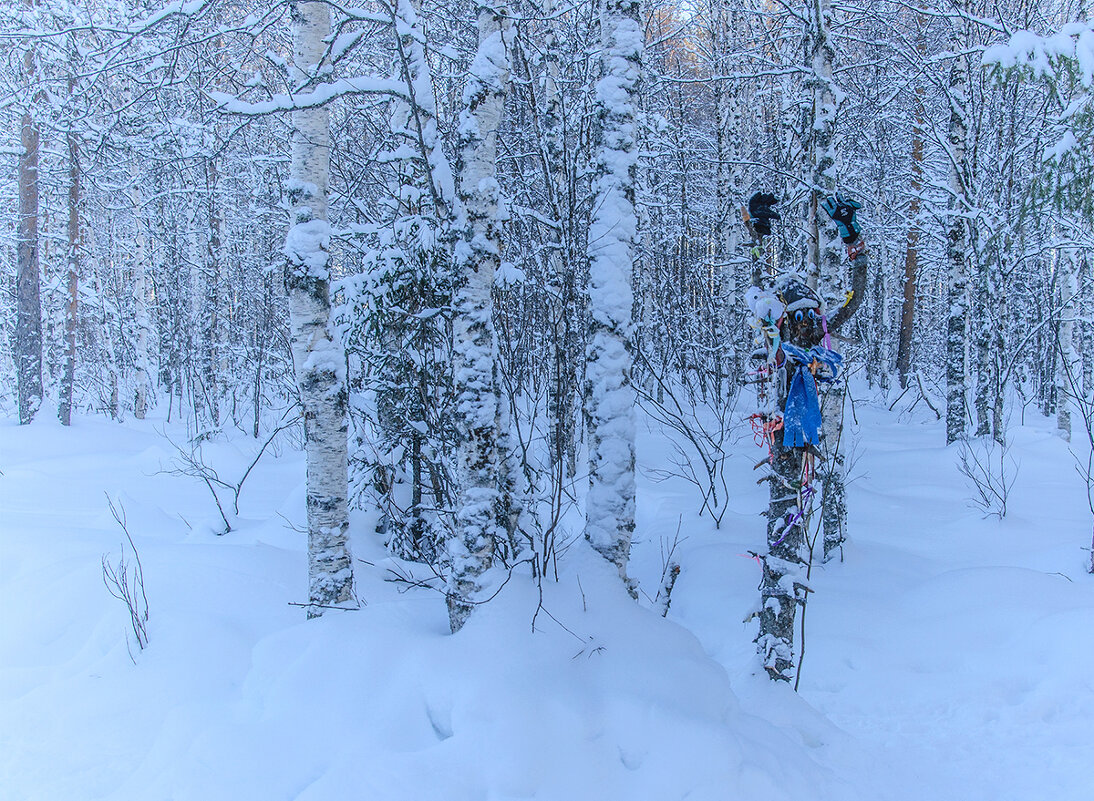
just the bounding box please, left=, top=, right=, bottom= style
left=748, top=192, right=780, bottom=236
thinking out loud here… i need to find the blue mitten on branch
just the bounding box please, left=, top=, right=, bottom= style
left=821, top=194, right=862, bottom=244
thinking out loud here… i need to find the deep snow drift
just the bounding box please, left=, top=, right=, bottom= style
left=2, top=390, right=1092, bottom=801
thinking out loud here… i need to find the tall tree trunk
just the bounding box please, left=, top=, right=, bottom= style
left=203, top=157, right=222, bottom=425
left=286, top=0, right=354, bottom=615
left=712, top=2, right=742, bottom=388
left=1058, top=251, right=1078, bottom=440
left=447, top=2, right=512, bottom=632
left=974, top=255, right=992, bottom=437
left=896, top=60, right=925, bottom=388
left=805, top=0, right=838, bottom=291
left=584, top=0, right=642, bottom=593
left=802, top=0, right=848, bottom=562
left=17, top=28, right=42, bottom=426
left=59, top=125, right=80, bottom=426
left=130, top=189, right=153, bottom=420
left=945, top=8, right=971, bottom=445
left=759, top=422, right=808, bottom=682
left=1082, top=256, right=1093, bottom=400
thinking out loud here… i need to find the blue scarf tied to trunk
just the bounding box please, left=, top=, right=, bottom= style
left=780, top=343, right=843, bottom=448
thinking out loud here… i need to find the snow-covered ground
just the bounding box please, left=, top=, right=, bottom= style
left=2, top=390, right=1092, bottom=801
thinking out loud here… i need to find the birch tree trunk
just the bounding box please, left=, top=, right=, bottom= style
left=203, top=158, right=223, bottom=425
left=447, top=2, right=511, bottom=632
left=286, top=0, right=354, bottom=615
left=17, top=19, right=42, bottom=426
left=802, top=0, right=849, bottom=562
left=1058, top=250, right=1078, bottom=440
left=805, top=0, right=838, bottom=291
left=712, top=2, right=742, bottom=386
left=1082, top=256, right=1093, bottom=400
left=945, top=9, right=971, bottom=446
left=59, top=125, right=80, bottom=426
left=896, top=32, right=926, bottom=388
left=130, top=189, right=153, bottom=420
left=584, top=0, right=642, bottom=592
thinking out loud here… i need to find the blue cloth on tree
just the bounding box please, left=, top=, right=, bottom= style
left=780, top=344, right=843, bottom=448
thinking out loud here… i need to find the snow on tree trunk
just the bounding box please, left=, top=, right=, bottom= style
left=897, top=54, right=926, bottom=388
left=447, top=3, right=511, bottom=633
left=583, top=0, right=642, bottom=593
left=1058, top=250, right=1079, bottom=440
left=203, top=158, right=223, bottom=425
left=1082, top=256, right=1093, bottom=401
left=352, top=0, right=455, bottom=561
left=59, top=126, right=80, bottom=427
left=713, top=3, right=743, bottom=386
left=286, top=0, right=354, bottom=616
left=758, top=424, right=809, bottom=682
left=16, top=33, right=42, bottom=426
left=805, top=0, right=838, bottom=290
left=540, top=0, right=579, bottom=479
left=129, top=188, right=153, bottom=421
left=802, top=0, right=848, bottom=563
left=945, top=11, right=971, bottom=446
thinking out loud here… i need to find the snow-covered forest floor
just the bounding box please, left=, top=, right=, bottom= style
left=2, top=385, right=1092, bottom=801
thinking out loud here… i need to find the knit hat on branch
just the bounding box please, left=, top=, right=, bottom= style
left=777, top=276, right=822, bottom=313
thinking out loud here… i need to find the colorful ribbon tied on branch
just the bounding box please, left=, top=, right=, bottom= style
left=779, top=342, right=843, bottom=449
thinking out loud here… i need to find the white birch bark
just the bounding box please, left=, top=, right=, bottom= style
left=59, top=124, right=80, bottom=427
left=286, top=0, right=354, bottom=615
left=1058, top=251, right=1079, bottom=440
left=131, top=191, right=153, bottom=421
left=1082, top=257, right=1093, bottom=400
left=945, top=8, right=971, bottom=445
left=584, top=0, right=642, bottom=591
left=712, top=3, right=742, bottom=383
left=802, top=0, right=849, bottom=562
left=16, top=3, right=42, bottom=426
left=447, top=3, right=511, bottom=632
left=805, top=0, right=839, bottom=293
left=393, top=0, right=455, bottom=217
